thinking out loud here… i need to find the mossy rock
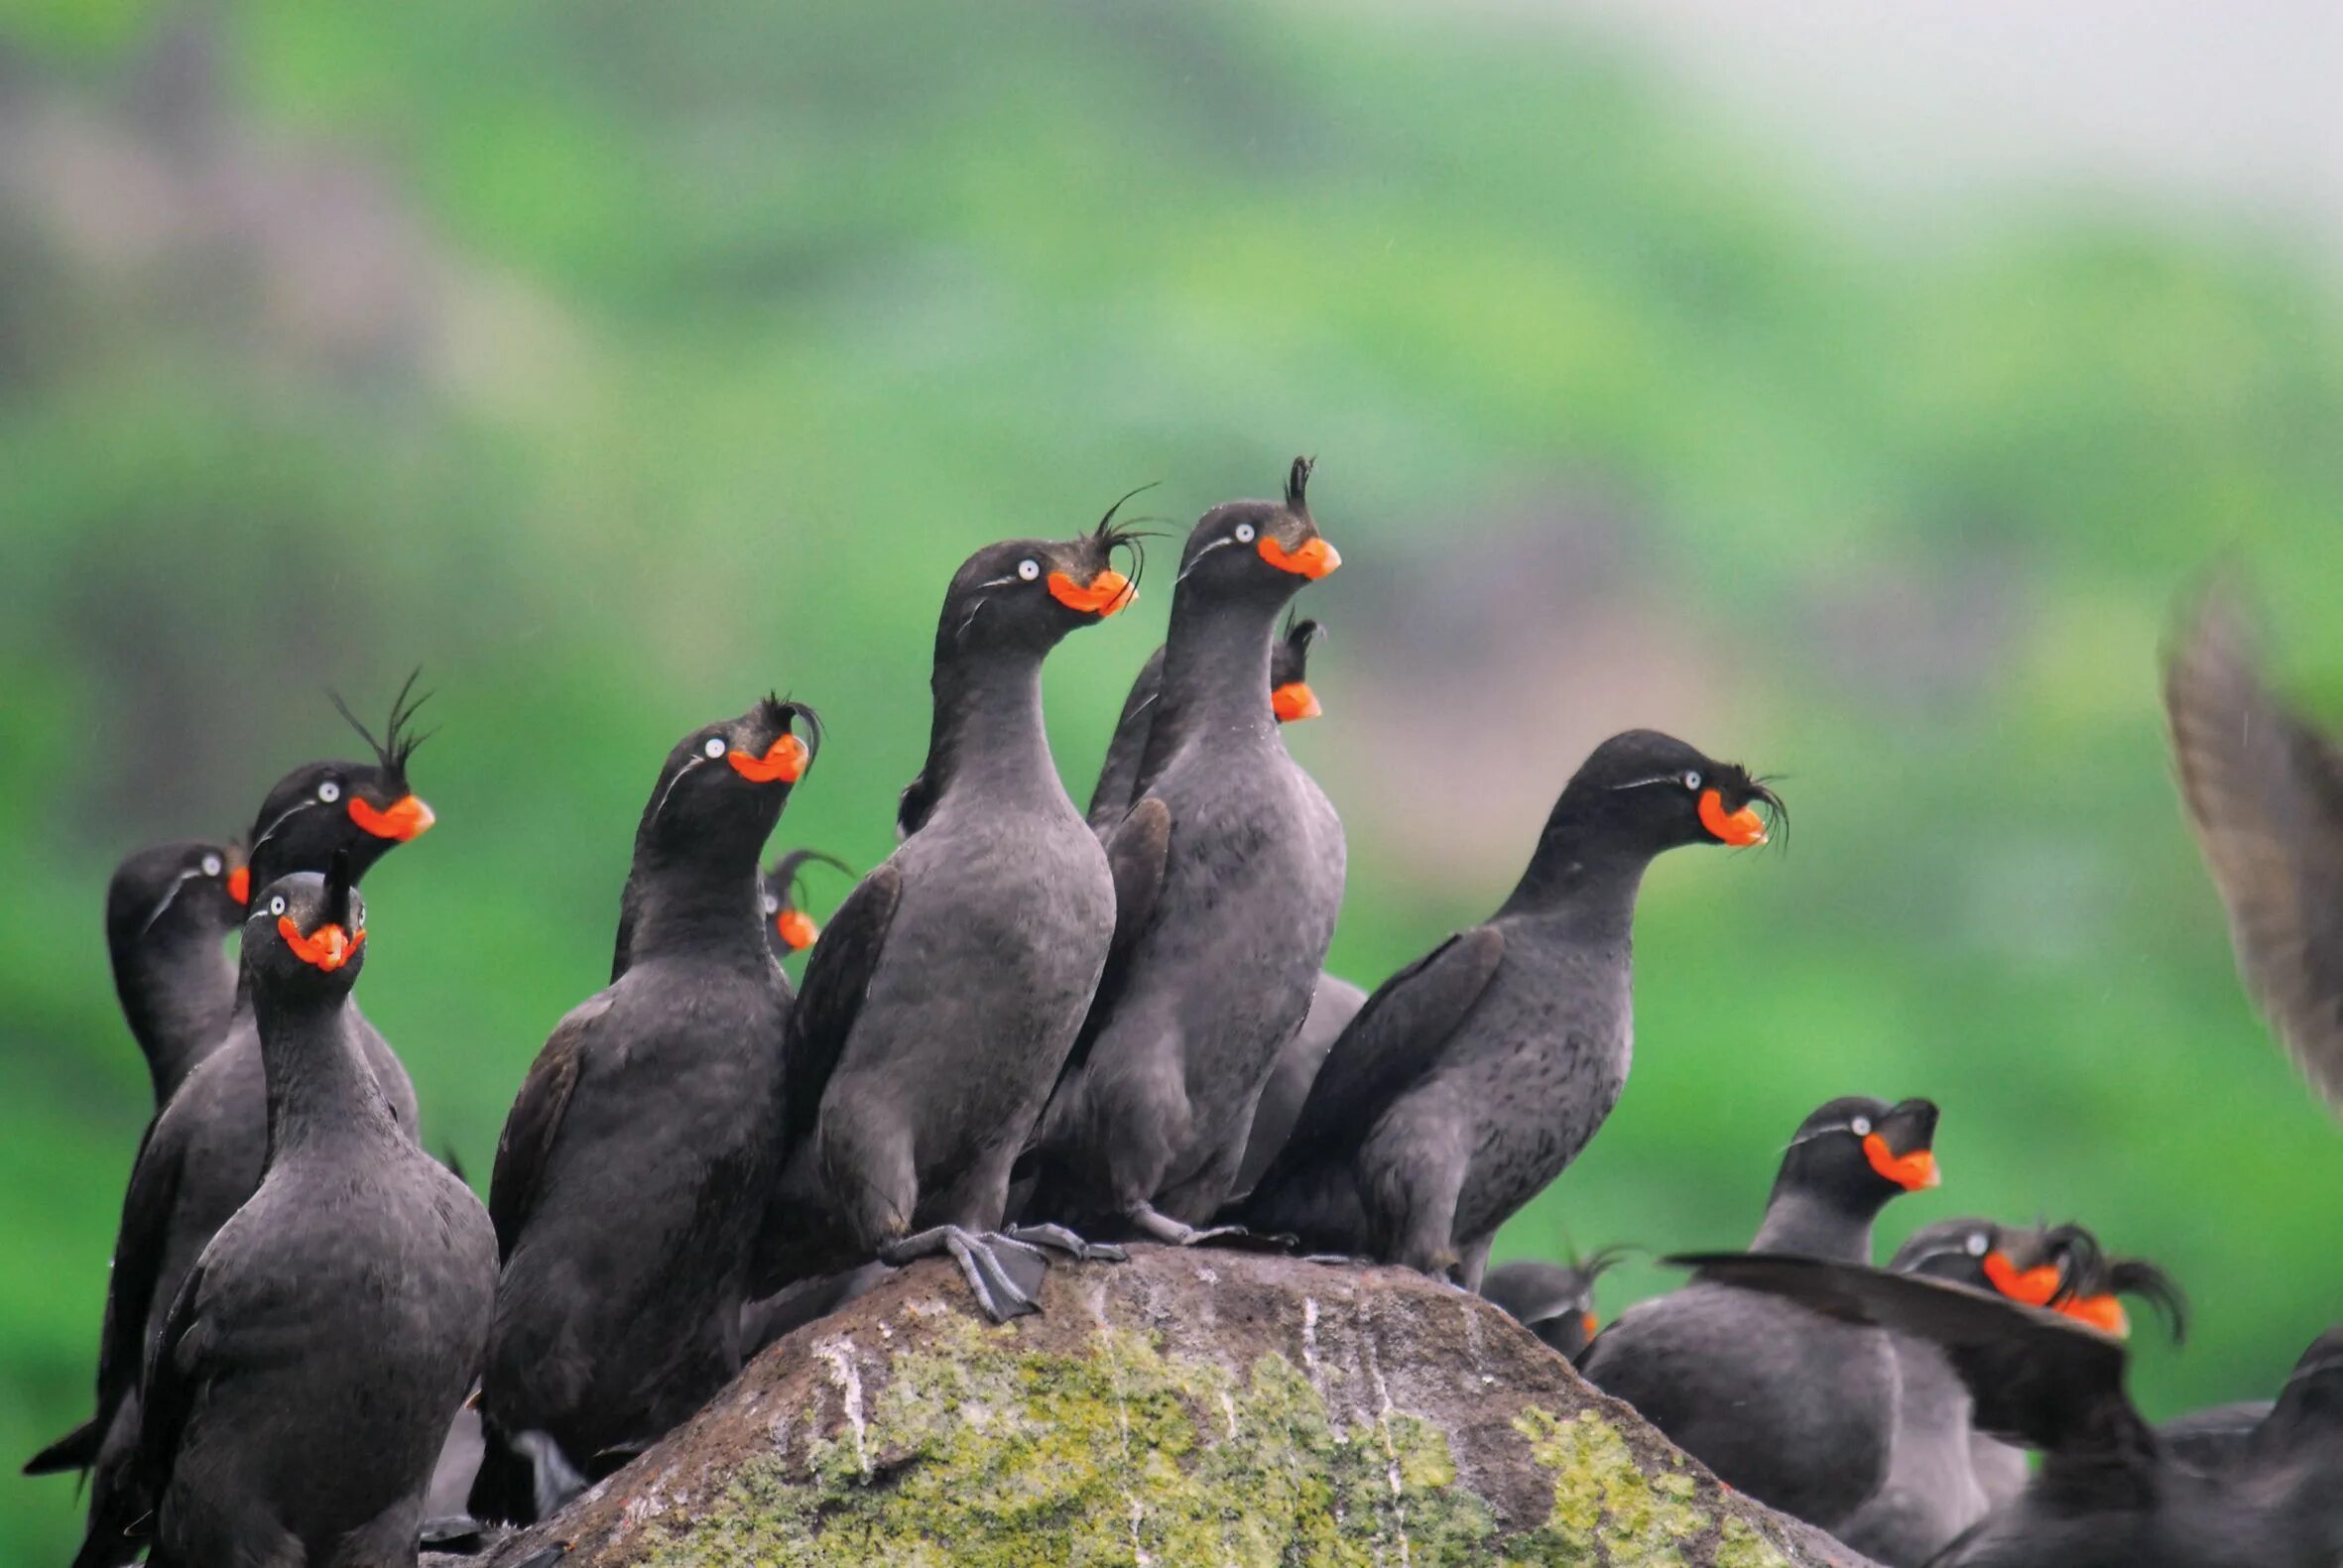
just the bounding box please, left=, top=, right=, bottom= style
left=483, top=1247, right=1874, bottom=1567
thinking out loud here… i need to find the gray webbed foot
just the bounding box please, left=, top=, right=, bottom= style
left=881, top=1226, right=1045, bottom=1321
left=1002, top=1222, right=1129, bottom=1263
left=1129, top=1205, right=1296, bottom=1252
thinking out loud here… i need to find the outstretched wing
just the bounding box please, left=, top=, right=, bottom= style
left=487, top=992, right=611, bottom=1258
left=1255, top=925, right=1506, bottom=1183
left=2165, top=586, right=2343, bottom=1110
left=781, top=863, right=903, bottom=1149
left=1672, top=1252, right=2154, bottom=1479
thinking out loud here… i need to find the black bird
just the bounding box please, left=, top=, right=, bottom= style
left=35, top=683, right=437, bottom=1568
left=105, top=840, right=250, bottom=1107
left=2163, top=583, right=2343, bottom=1111
left=134, top=859, right=495, bottom=1568
left=1675, top=1254, right=2343, bottom=1568
left=1083, top=606, right=1353, bottom=1208
left=471, top=697, right=817, bottom=1524
left=1023, top=459, right=1346, bottom=1243
left=761, top=846, right=848, bottom=966
left=749, top=515, right=1140, bottom=1320
left=1577, top=1096, right=1940, bottom=1539
left=1480, top=1246, right=1630, bottom=1360
left=20, top=842, right=249, bottom=1485
left=1234, top=730, right=1779, bottom=1279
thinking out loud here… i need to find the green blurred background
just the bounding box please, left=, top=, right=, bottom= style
left=3, top=1, right=2338, bottom=1557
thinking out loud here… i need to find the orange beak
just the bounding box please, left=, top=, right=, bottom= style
left=1271, top=681, right=1323, bottom=723
left=225, top=866, right=251, bottom=905
left=1048, top=568, right=1136, bottom=617
left=1258, top=535, right=1341, bottom=579
left=1983, top=1251, right=2062, bottom=1307
left=278, top=915, right=364, bottom=972
left=2059, top=1294, right=2131, bottom=1338
left=729, top=733, right=810, bottom=784
left=1698, top=788, right=1767, bottom=847
left=775, top=908, right=819, bottom=951
left=1862, top=1132, right=1940, bottom=1191
left=1579, top=1311, right=1600, bottom=1342
left=348, top=793, right=435, bottom=842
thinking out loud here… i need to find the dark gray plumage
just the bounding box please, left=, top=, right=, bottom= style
left=1576, top=1096, right=1941, bottom=1538
left=19, top=842, right=245, bottom=1486
left=1480, top=1247, right=1629, bottom=1360
left=470, top=698, right=816, bottom=1524
left=46, top=687, right=436, bottom=1568
left=2163, top=583, right=2343, bottom=1112
left=135, top=863, right=494, bottom=1568
left=1678, top=1255, right=2343, bottom=1568
left=748, top=517, right=1141, bottom=1320
left=1234, top=729, right=1780, bottom=1279
left=2157, top=1400, right=2276, bottom=1476
left=1231, top=971, right=1367, bottom=1203
left=1023, top=460, right=1346, bottom=1242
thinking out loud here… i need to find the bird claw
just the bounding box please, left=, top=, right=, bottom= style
left=418, top=1514, right=485, bottom=1549
left=1129, top=1207, right=1295, bottom=1252
left=1002, top=1223, right=1129, bottom=1264
left=882, top=1226, right=1045, bottom=1322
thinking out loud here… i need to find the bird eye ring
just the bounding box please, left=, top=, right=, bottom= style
left=1682, top=771, right=1701, bottom=790
left=317, top=780, right=341, bottom=803
left=1966, top=1233, right=1989, bottom=1256
left=703, top=737, right=727, bottom=760
left=1850, top=1115, right=1873, bottom=1137
left=200, top=854, right=223, bottom=877
left=268, top=895, right=288, bottom=916
left=1017, top=558, right=1041, bottom=581
left=1234, top=522, right=1257, bottom=543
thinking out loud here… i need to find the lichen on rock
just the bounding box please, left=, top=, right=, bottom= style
left=485, top=1248, right=1870, bottom=1568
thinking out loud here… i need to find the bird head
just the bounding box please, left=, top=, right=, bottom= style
left=243, top=675, right=436, bottom=892
left=1778, top=1096, right=1942, bottom=1209
left=1570, top=730, right=1783, bottom=853
left=641, top=696, right=821, bottom=847
left=937, top=497, right=1147, bottom=658
left=1271, top=613, right=1329, bottom=724
left=1173, top=457, right=1341, bottom=612
left=247, top=850, right=368, bottom=994
left=761, top=847, right=849, bottom=955
left=107, top=838, right=249, bottom=951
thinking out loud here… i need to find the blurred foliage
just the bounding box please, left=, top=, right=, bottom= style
left=3, top=1, right=2341, bottom=1558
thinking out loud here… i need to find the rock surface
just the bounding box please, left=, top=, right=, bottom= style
left=481, top=1246, right=1877, bottom=1567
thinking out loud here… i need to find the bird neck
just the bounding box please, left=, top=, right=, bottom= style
left=618, top=820, right=777, bottom=973
left=1498, top=793, right=1654, bottom=926
left=1087, top=646, right=1167, bottom=828
left=923, top=644, right=1066, bottom=813
left=1750, top=1181, right=1884, bottom=1262
left=1139, top=593, right=1281, bottom=783
left=110, top=923, right=236, bottom=1104
left=253, top=986, right=400, bottom=1165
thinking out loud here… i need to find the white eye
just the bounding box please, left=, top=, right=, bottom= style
left=1682, top=771, right=1702, bottom=791
left=1966, top=1232, right=1990, bottom=1257
left=200, top=854, right=223, bottom=877
left=317, top=780, right=341, bottom=803
left=1017, top=558, right=1041, bottom=581
left=1850, top=1115, right=1873, bottom=1138
left=761, top=893, right=781, bottom=915
left=703, top=737, right=727, bottom=760
left=1234, top=522, right=1257, bottom=543
left=268, top=895, right=287, bottom=916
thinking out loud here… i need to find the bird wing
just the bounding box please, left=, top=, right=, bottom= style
left=781, top=862, right=903, bottom=1148
left=2164, top=587, right=2343, bottom=1110
left=1261, top=925, right=1506, bottom=1177
left=486, top=991, right=611, bottom=1258
left=134, top=1248, right=213, bottom=1509
left=95, top=1117, right=183, bottom=1431
left=1672, top=1253, right=2156, bottom=1482
left=1029, top=797, right=1171, bottom=1114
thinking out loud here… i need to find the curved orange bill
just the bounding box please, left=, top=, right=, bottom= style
left=1272, top=681, right=1323, bottom=723
left=2059, top=1294, right=2130, bottom=1338
left=775, top=908, right=819, bottom=951
left=1579, top=1311, right=1600, bottom=1342
left=1048, top=568, right=1135, bottom=617
left=225, top=866, right=251, bottom=905
left=1861, top=1132, right=1940, bottom=1191
left=278, top=915, right=364, bottom=972
left=1258, top=535, right=1341, bottom=579
left=729, top=733, right=810, bottom=784
left=1983, top=1251, right=2061, bottom=1307
left=349, top=793, right=435, bottom=842
left=1698, top=788, right=1767, bottom=847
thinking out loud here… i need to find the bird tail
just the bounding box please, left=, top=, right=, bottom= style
left=22, top=1415, right=101, bottom=1476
